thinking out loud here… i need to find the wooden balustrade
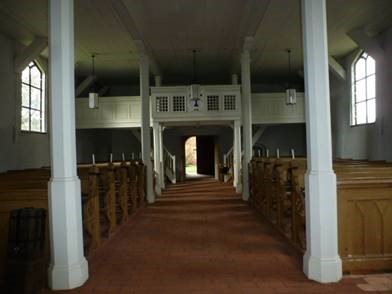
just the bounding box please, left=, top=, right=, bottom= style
left=249, top=156, right=392, bottom=273
left=0, top=160, right=149, bottom=284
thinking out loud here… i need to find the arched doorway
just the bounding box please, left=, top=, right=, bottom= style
left=185, top=136, right=197, bottom=175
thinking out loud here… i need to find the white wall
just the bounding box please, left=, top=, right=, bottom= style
left=76, top=128, right=141, bottom=163
left=254, top=124, right=307, bottom=157
left=331, top=28, right=392, bottom=161
left=0, top=33, right=50, bottom=172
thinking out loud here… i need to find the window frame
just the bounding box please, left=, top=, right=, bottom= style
left=20, top=61, right=47, bottom=133
left=351, top=51, right=376, bottom=126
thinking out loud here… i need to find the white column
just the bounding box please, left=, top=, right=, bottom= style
left=231, top=74, right=238, bottom=85
left=159, top=125, right=165, bottom=189
left=241, top=50, right=252, bottom=201
left=301, top=0, right=342, bottom=283
left=48, top=0, right=88, bottom=289
left=233, top=120, right=242, bottom=193
left=153, top=121, right=161, bottom=195
left=155, top=75, right=162, bottom=87
left=140, top=53, right=155, bottom=203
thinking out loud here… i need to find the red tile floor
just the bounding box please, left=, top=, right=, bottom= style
left=45, top=177, right=390, bottom=293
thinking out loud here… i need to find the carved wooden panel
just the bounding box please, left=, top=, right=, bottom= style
left=338, top=183, right=392, bottom=272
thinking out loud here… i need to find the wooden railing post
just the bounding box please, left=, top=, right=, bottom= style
left=119, top=162, right=129, bottom=223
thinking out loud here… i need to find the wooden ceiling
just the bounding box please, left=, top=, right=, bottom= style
left=0, top=0, right=391, bottom=84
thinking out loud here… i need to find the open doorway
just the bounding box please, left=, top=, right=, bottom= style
left=185, top=136, right=197, bottom=175
left=184, top=136, right=215, bottom=178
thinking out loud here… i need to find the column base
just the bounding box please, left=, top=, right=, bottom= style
left=303, top=252, right=342, bottom=283
left=49, top=258, right=88, bottom=290
left=235, top=183, right=242, bottom=193
left=48, top=177, right=89, bottom=290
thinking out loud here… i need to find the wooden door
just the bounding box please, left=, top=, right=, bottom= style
left=196, top=136, right=215, bottom=175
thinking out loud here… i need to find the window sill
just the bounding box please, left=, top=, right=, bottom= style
left=350, top=122, right=376, bottom=128
left=20, top=130, right=48, bottom=135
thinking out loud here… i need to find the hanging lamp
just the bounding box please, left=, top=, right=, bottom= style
left=285, top=49, right=297, bottom=105
left=88, top=54, right=99, bottom=109
left=188, top=49, right=202, bottom=111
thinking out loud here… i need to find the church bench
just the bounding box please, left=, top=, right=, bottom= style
left=249, top=157, right=392, bottom=273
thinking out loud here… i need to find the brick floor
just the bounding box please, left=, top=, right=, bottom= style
left=44, top=177, right=379, bottom=293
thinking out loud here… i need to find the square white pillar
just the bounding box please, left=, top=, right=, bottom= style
left=301, top=0, right=342, bottom=283
left=159, top=125, right=165, bottom=189
left=233, top=120, right=242, bottom=193
left=48, top=0, right=88, bottom=289
left=139, top=53, right=155, bottom=203
left=241, top=48, right=253, bottom=201
left=153, top=121, right=161, bottom=195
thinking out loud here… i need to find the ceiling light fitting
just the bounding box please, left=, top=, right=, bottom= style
left=285, top=49, right=296, bottom=105
left=88, top=54, right=99, bottom=109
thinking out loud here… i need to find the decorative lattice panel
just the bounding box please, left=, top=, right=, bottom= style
left=156, top=96, right=169, bottom=112
left=224, top=95, right=236, bottom=110
left=207, top=95, right=219, bottom=111
left=172, top=96, right=185, bottom=112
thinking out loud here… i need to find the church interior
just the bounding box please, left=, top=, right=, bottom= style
left=1, top=0, right=392, bottom=293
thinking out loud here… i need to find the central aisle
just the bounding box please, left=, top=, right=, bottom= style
left=53, top=177, right=366, bottom=293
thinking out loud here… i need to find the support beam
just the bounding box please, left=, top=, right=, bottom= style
left=139, top=53, right=154, bottom=203
left=241, top=37, right=253, bottom=201
left=75, top=75, right=96, bottom=97
left=98, top=86, right=110, bottom=97
left=15, top=37, right=48, bottom=72
left=48, top=0, right=88, bottom=289
left=301, top=0, right=342, bottom=283
left=233, top=120, right=242, bottom=193
left=131, top=128, right=141, bottom=142
left=252, top=125, right=266, bottom=146
left=153, top=122, right=161, bottom=196
left=328, top=56, right=346, bottom=81
left=159, top=124, right=165, bottom=189
left=347, top=28, right=385, bottom=60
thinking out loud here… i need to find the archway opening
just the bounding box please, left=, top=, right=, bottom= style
left=185, top=136, right=197, bottom=175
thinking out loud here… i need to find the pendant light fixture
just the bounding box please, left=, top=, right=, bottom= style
left=189, top=49, right=202, bottom=111
left=285, top=49, right=297, bottom=105
left=88, top=54, right=99, bottom=109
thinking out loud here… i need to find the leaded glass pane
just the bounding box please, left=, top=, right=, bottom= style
left=31, top=87, right=41, bottom=110
left=355, top=79, right=366, bottom=102
left=21, top=108, right=30, bottom=130
left=22, top=84, right=30, bottom=107
left=367, top=99, right=376, bottom=123
left=31, top=110, right=41, bottom=131
left=22, top=67, right=29, bottom=84
left=355, top=58, right=366, bottom=80
left=367, top=56, right=375, bottom=75
left=367, top=74, right=375, bottom=99
left=356, top=102, right=367, bottom=124
left=30, top=66, right=41, bottom=88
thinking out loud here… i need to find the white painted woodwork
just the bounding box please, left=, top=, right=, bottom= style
left=139, top=53, right=155, bottom=204
left=76, top=75, right=96, bottom=97
left=233, top=120, right=242, bottom=193
left=48, top=0, right=88, bottom=290
left=158, top=124, right=165, bottom=189
left=252, top=126, right=266, bottom=146
left=252, top=93, right=305, bottom=124
left=75, top=93, right=305, bottom=129
left=301, top=0, right=342, bottom=283
left=151, top=85, right=241, bottom=123
left=75, top=97, right=142, bottom=129
left=241, top=49, right=252, bottom=201
left=328, top=56, right=346, bottom=81
left=152, top=121, right=161, bottom=195
left=14, top=37, right=48, bottom=73
left=231, top=74, right=238, bottom=85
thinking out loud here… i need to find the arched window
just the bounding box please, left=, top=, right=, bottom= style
left=352, top=52, right=376, bottom=125
left=21, top=61, right=46, bottom=132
